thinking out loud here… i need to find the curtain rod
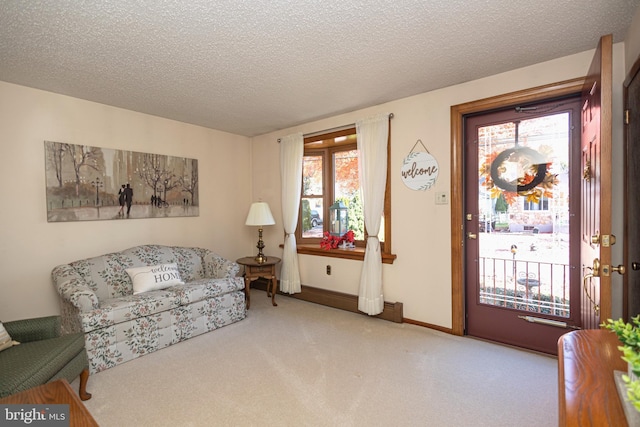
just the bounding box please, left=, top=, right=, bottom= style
left=278, top=113, right=394, bottom=142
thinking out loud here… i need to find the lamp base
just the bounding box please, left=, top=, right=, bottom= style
left=255, top=227, right=267, bottom=264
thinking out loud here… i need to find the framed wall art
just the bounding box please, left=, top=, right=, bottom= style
left=44, top=141, right=199, bottom=222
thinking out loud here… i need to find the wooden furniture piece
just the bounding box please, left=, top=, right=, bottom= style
left=0, top=379, right=98, bottom=427
left=236, top=256, right=281, bottom=309
left=558, top=329, right=627, bottom=426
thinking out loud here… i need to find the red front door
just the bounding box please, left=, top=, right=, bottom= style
left=463, top=35, right=614, bottom=354
left=464, top=97, right=582, bottom=354
left=580, top=34, right=614, bottom=328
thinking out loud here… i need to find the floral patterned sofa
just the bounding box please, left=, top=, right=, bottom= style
left=51, top=245, right=246, bottom=374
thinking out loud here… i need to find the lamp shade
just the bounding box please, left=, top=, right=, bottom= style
left=245, top=202, right=275, bottom=226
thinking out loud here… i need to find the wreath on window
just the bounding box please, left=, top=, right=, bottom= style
left=481, top=146, right=558, bottom=204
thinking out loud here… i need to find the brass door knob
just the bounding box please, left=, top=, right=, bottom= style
left=612, top=265, right=626, bottom=275
left=467, top=232, right=477, bottom=240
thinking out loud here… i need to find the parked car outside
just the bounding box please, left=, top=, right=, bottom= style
left=310, top=210, right=323, bottom=227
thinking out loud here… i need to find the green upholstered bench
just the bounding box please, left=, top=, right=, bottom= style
left=0, top=315, right=91, bottom=400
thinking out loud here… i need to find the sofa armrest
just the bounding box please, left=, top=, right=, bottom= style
left=204, top=253, right=240, bottom=279
left=4, top=316, right=60, bottom=343
left=51, top=264, right=100, bottom=312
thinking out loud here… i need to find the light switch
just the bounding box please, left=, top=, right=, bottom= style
left=435, top=191, right=448, bottom=205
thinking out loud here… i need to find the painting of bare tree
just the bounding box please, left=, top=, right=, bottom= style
left=44, top=141, right=199, bottom=222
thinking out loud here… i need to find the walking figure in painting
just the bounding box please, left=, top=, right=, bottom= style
left=124, top=183, right=133, bottom=217
left=118, top=184, right=125, bottom=216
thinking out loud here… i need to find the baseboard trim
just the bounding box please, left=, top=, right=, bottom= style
left=403, top=317, right=456, bottom=335
left=251, top=279, right=403, bottom=323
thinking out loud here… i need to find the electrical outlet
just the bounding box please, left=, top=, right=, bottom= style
left=326, top=265, right=331, bottom=275
left=435, top=191, right=448, bottom=205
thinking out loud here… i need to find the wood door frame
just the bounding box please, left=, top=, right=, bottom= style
left=450, top=78, right=586, bottom=336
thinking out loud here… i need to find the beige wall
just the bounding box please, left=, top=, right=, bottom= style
left=251, top=42, right=628, bottom=328
left=0, top=81, right=253, bottom=321
left=0, top=40, right=630, bottom=327
left=626, top=6, right=640, bottom=74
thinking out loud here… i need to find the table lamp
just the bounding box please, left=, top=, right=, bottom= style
left=245, top=201, right=276, bottom=264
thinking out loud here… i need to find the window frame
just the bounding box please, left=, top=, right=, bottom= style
left=294, top=126, right=395, bottom=264
left=523, top=194, right=550, bottom=211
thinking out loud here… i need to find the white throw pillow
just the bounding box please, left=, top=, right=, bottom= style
left=0, top=321, right=19, bottom=352
left=126, top=263, right=184, bottom=294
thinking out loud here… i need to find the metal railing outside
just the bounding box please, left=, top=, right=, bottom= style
left=478, top=256, right=570, bottom=318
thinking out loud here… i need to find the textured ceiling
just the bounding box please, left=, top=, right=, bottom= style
left=1, top=1, right=638, bottom=137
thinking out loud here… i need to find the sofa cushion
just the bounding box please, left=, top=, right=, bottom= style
left=126, top=263, right=184, bottom=294
left=204, top=252, right=239, bottom=278
left=80, top=290, right=181, bottom=332
left=70, top=252, right=134, bottom=300
left=69, top=245, right=206, bottom=301
left=121, top=245, right=207, bottom=283
left=78, top=278, right=244, bottom=332
left=170, top=246, right=208, bottom=282
left=0, top=333, right=84, bottom=397
left=168, top=278, right=245, bottom=306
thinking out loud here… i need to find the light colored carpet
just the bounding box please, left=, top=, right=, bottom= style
left=73, top=290, right=558, bottom=426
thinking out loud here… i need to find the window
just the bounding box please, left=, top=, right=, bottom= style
left=523, top=195, right=549, bottom=211
left=296, top=127, right=394, bottom=262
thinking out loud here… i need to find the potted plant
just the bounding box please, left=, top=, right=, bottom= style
left=602, top=316, right=640, bottom=412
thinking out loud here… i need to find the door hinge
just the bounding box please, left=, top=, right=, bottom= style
left=625, top=109, right=630, bottom=125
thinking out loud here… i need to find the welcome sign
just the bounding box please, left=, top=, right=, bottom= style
left=401, top=149, right=439, bottom=191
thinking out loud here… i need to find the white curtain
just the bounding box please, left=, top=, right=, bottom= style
left=356, top=113, right=389, bottom=315
left=279, top=133, right=304, bottom=294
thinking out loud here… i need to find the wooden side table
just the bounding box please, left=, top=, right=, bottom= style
left=0, top=379, right=98, bottom=426
left=236, top=256, right=281, bottom=309
left=558, top=329, right=627, bottom=426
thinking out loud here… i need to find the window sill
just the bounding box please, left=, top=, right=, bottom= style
left=291, top=244, right=397, bottom=264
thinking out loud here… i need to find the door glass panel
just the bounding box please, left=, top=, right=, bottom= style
left=478, top=113, right=571, bottom=318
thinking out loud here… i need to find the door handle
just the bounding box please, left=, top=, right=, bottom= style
left=582, top=258, right=600, bottom=314
left=632, top=262, right=640, bottom=271
left=587, top=258, right=600, bottom=276
left=467, top=232, right=477, bottom=240
left=612, top=265, right=626, bottom=275
left=600, top=263, right=626, bottom=276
